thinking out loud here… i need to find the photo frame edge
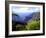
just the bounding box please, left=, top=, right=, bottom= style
left=5, top=1, right=45, bottom=38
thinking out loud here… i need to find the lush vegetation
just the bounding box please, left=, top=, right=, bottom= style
left=25, top=20, right=40, bottom=30
left=12, top=12, right=40, bottom=31
left=12, top=20, right=40, bottom=31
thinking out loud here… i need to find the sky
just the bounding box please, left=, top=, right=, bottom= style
left=12, top=6, right=40, bottom=14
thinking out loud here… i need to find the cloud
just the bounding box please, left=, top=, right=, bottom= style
left=12, top=7, right=40, bottom=14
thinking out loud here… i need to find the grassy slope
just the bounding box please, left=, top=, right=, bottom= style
left=16, top=20, right=40, bottom=30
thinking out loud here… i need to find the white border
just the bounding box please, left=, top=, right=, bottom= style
left=9, top=4, right=43, bottom=35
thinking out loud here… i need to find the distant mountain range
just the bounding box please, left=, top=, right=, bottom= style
left=25, top=12, right=40, bottom=22
left=12, top=12, right=40, bottom=23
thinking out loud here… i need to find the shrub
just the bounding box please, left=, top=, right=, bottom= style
left=25, top=20, right=40, bottom=30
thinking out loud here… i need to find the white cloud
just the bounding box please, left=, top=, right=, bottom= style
left=12, top=7, right=40, bottom=14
